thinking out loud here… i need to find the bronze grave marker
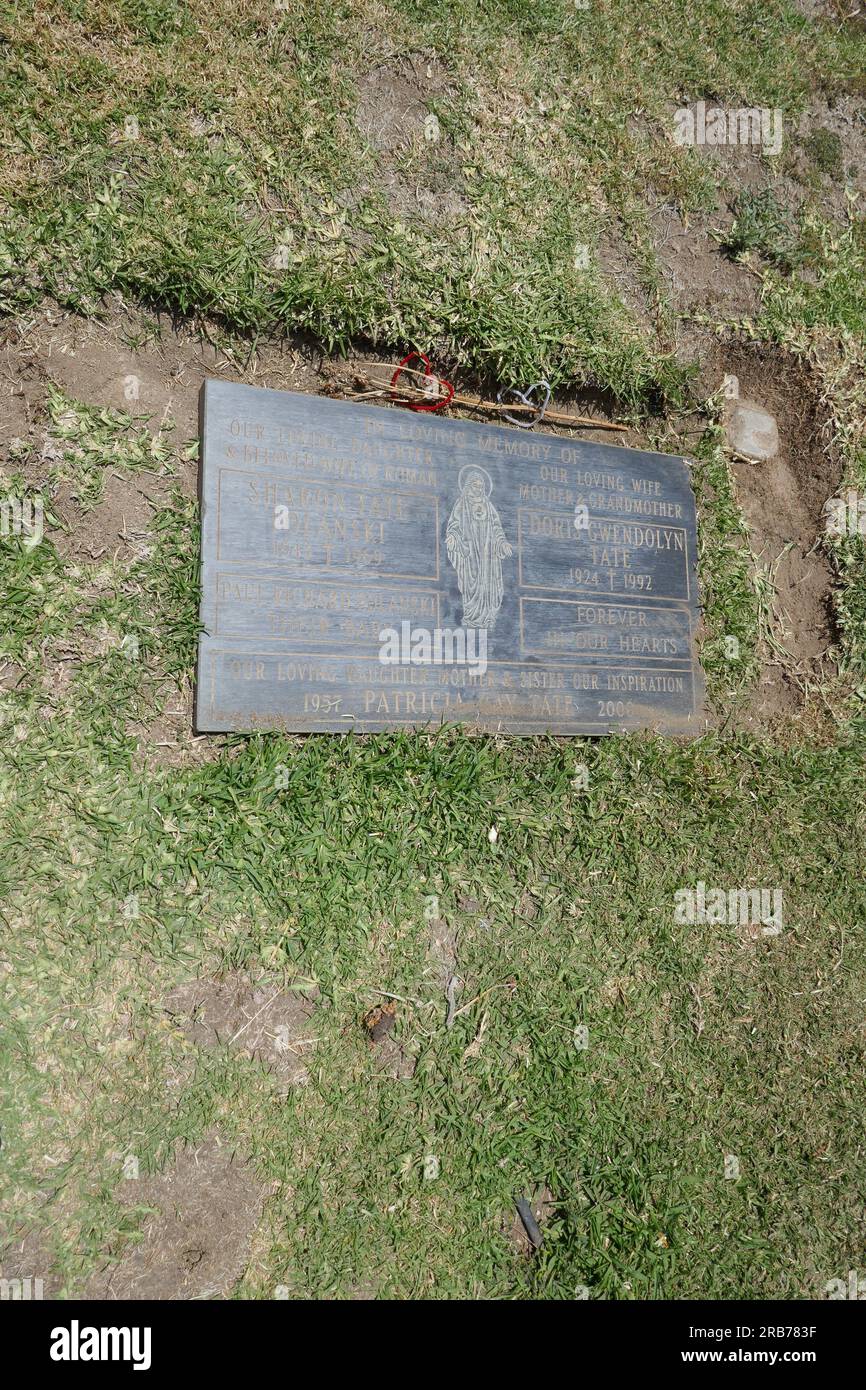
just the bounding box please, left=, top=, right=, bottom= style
left=195, top=380, right=705, bottom=735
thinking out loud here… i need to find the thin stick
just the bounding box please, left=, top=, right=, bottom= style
left=227, top=990, right=281, bottom=1046
left=450, top=979, right=516, bottom=1020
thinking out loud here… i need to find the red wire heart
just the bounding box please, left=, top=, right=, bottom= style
left=390, top=352, right=454, bottom=413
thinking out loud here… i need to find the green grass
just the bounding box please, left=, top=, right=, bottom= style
left=1, top=0, right=862, bottom=398
left=1, top=400, right=864, bottom=1299
left=690, top=421, right=762, bottom=693
left=2, top=0, right=866, bottom=1300
left=2, top=669, right=864, bottom=1297
left=722, top=189, right=806, bottom=274
left=39, top=385, right=176, bottom=509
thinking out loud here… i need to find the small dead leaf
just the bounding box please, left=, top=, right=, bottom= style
left=363, top=1000, right=397, bottom=1042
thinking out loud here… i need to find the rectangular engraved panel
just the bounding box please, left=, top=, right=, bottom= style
left=519, top=596, right=692, bottom=665
left=196, top=381, right=706, bottom=735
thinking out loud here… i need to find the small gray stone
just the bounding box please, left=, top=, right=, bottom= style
left=726, top=401, right=780, bottom=462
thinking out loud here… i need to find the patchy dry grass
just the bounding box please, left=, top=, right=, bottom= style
left=1, top=0, right=866, bottom=1300
left=1, top=0, right=862, bottom=396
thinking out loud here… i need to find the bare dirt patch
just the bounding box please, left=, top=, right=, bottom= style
left=164, top=970, right=319, bottom=1087
left=596, top=228, right=655, bottom=331
left=709, top=341, right=842, bottom=719
left=370, top=1032, right=417, bottom=1080
left=129, top=679, right=234, bottom=771
left=354, top=56, right=467, bottom=221
left=651, top=203, right=762, bottom=325
left=356, top=55, right=447, bottom=155
left=84, top=1131, right=266, bottom=1300
left=50, top=469, right=164, bottom=563
left=1, top=300, right=325, bottom=492
left=0, top=1228, right=64, bottom=1299
left=650, top=95, right=866, bottom=340
left=792, top=0, right=834, bottom=17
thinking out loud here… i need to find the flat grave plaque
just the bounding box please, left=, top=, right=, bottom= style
left=195, top=380, right=705, bottom=735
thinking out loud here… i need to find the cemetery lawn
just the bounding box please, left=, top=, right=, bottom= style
left=2, top=0, right=866, bottom=1299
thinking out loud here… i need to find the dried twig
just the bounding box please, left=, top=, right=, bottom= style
left=450, top=978, right=517, bottom=1020
left=331, top=364, right=628, bottom=432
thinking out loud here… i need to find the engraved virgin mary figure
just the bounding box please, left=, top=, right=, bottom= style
left=446, top=465, right=512, bottom=629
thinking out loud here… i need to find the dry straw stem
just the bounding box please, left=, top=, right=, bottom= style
left=335, top=364, right=628, bottom=431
